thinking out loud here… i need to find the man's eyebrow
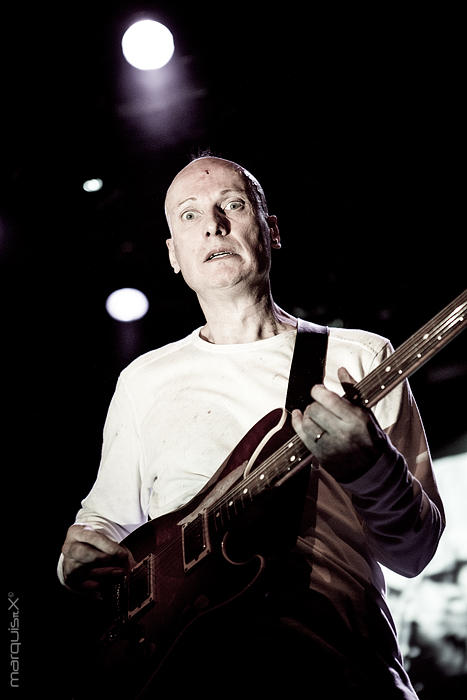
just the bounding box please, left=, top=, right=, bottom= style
left=176, top=196, right=197, bottom=209
left=219, top=188, right=246, bottom=196
left=175, top=189, right=246, bottom=209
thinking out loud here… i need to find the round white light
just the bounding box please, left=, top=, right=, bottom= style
left=105, top=288, right=149, bottom=322
left=82, top=178, right=103, bottom=192
left=121, top=20, right=174, bottom=70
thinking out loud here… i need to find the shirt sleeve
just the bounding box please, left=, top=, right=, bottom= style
left=341, top=341, right=446, bottom=577
left=72, top=374, right=148, bottom=541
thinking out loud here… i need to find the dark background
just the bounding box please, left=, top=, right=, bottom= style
left=2, top=2, right=465, bottom=697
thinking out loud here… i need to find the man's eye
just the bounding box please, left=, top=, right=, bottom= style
left=224, top=200, right=244, bottom=211
left=181, top=211, right=196, bottom=221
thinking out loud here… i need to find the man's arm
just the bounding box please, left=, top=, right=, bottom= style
left=58, top=374, right=146, bottom=593
left=291, top=367, right=445, bottom=577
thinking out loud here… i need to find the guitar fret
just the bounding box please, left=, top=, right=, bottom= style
left=355, top=290, right=466, bottom=408
left=206, top=436, right=307, bottom=534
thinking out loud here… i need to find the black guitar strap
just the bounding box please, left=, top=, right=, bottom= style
left=259, top=319, right=329, bottom=563
left=285, top=319, right=329, bottom=412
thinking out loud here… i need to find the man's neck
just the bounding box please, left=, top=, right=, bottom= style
left=198, top=291, right=297, bottom=344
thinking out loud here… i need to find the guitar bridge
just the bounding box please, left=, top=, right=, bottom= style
left=182, top=510, right=211, bottom=572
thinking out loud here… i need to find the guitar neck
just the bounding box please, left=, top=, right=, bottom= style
left=348, top=288, right=466, bottom=408
left=205, top=289, right=466, bottom=532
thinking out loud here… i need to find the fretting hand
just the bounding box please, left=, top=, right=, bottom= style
left=291, top=367, right=389, bottom=482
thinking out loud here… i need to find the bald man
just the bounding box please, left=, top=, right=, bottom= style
left=60, top=156, right=444, bottom=698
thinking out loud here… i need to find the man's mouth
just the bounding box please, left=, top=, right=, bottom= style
left=205, top=250, right=235, bottom=262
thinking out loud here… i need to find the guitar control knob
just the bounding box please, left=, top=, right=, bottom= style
left=193, top=594, right=210, bottom=611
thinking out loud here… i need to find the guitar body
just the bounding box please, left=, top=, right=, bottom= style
left=83, top=407, right=310, bottom=699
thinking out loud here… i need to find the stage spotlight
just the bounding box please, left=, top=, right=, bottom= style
left=82, top=178, right=103, bottom=192
left=121, top=19, right=174, bottom=70
left=105, top=288, right=149, bottom=322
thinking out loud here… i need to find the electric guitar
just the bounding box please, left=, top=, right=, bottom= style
left=81, top=289, right=466, bottom=698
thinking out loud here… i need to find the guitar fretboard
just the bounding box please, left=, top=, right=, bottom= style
left=350, top=289, right=466, bottom=408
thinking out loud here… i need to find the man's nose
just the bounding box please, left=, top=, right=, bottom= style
left=205, top=207, right=230, bottom=237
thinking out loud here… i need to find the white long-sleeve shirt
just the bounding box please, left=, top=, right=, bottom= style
left=59, top=324, right=444, bottom=697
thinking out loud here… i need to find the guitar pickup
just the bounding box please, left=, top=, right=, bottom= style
left=126, top=556, right=155, bottom=620
left=182, top=510, right=211, bottom=572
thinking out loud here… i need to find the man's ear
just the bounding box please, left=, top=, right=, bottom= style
left=166, top=238, right=181, bottom=273
left=267, top=215, right=281, bottom=249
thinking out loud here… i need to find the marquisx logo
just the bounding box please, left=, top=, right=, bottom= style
left=8, top=592, right=21, bottom=688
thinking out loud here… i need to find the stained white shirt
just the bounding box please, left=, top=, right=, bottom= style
left=58, top=324, right=445, bottom=698
left=61, top=324, right=441, bottom=557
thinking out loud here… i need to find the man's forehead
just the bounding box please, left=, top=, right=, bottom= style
left=166, top=159, right=246, bottom=206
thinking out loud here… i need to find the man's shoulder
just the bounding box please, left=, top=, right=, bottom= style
left=120, top=328, right=200, bottom=380
left=328, top=325, right=392, bottom=362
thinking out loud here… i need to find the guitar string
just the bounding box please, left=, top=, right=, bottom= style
left=361, top=308, right=466, bottom=398
left=204, top=436, right=309, bottom=515
left=358, top=326, right=464, bottom=405
left=356, top=297, right=466, bottom=397
left=355, top=301, right=466, bottom=402
left=357, top=313, right=466, bottom=405
left=363, top=294, right=465, bottom=390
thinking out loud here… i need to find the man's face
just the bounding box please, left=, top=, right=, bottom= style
left=165, top=158, right=279, bottom=297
